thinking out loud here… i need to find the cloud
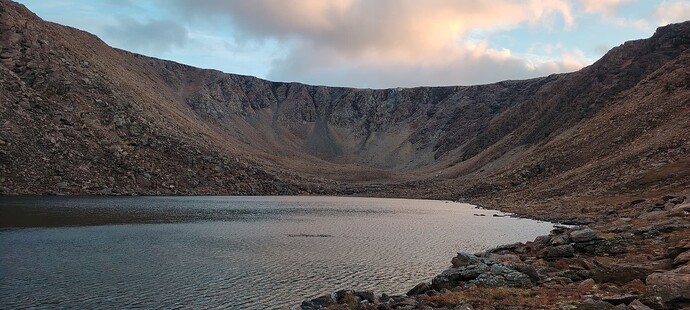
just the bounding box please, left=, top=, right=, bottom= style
left=165, top=0, right=581, bottom=87
left=268, top=42, right=586, bottom=88
left=654, top=1, right=690, bottom=26
left=580, top=0, right=632, bottom=16
left=103, top=17, right=189, bottom=54
left=579, top=0, right=650, bottom=30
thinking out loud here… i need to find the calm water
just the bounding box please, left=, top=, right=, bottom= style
left=0, top=196, right=554, bottom=309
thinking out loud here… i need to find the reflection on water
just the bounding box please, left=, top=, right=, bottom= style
left=0, top=196, right=554, bottom=309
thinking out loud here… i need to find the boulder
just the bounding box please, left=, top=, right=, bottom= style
left=537, top=245, right=575, bottom=259
left=627, top=299, right=652, bottom=310
left=504, top=262, right=541, bottom=282
left=570, top=228, right=600, bottom=243
left=669, top=203, right=690, bottom=217
left=673, top=250, right=690, bottom=266
left=573, top=239, right=625, bottom=255
left=451, top=252, right=482, bottom=267
left=591, top=264, right=655, bottom=285
left=601, top=294, right=638, bottom=305
left=549, top=235, right=570, bottom=246
left=406, top=282, right=430, bottom=296
left=646, top=272, right=690, bottom=306
left=469, top=264, right=533, bottom=288
left=488, top=253, right=521, bottom=263
left=300, top=293, right=336, bottom=310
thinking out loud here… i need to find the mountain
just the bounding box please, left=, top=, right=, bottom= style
left=1, top=0, right=688, bottom=210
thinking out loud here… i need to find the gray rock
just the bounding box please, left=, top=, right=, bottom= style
left=469, top=264, right=533, bottom=288
left=538, top=245, right=575, bottom=259
left=505, top=262, right=540, bottom=282
left=451, top=252, right=482, bottom=267
left=570, top=228, right=600, bottom=243
left=550, top=235, right=570, bottom=246
left=300, top=293, right=336, bottom=310
left=407, top=282, right=430, bottom=296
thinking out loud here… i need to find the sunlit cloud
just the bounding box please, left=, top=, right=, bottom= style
left=654, top=1, right=690, bottom=25
left=16, top=0, right=686, bottom=87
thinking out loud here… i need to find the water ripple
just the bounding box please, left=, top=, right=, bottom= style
left=0, top=196, right=554, bottom=309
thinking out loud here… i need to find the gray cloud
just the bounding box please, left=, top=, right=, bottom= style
left=104, top=17, right=189, bottom=54
left=268, top=43, right=582, bottom=88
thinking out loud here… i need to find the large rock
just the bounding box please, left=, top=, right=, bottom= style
left=627, top=299, right=653, bottom=310
left=570, top=228, right=600, bottom=243
left=537, top=245, right=575, bottom=259
left=406, top=282, right=430, bottom=296
left=432, top=263, right=490, bottom=289
left=592, top=264, right=656, bottom=285
left=300, top=293, right=336, bottom=310
left=469, top=264, right=533, bottom=288
left=673, top=250, right=690, bottom=266
left=451, top=252, right=482, bottom=267
left=646, top=272, right=690, bottom=307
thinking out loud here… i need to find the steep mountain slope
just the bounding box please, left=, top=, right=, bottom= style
left=0, top=0, right=688, bottom=202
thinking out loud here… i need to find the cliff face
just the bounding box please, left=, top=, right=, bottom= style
left=0, top=0, right=688, bottom=200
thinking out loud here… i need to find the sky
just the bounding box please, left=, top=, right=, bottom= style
left=16, top=0, right=690, bottom=88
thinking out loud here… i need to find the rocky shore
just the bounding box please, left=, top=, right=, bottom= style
left=296, top=194, right=690, bottom=309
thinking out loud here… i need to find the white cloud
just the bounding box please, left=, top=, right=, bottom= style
left=654, top=1, right=690, bottom=25
left=167, top=0, right=580, bottom=87
left=580, top=0, right=633, bottom=16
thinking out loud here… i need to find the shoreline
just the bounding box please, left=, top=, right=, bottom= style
left=297, top=192, right=690, bottom=309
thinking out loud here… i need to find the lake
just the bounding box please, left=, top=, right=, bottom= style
left=0, top=196, right=554, bottom=309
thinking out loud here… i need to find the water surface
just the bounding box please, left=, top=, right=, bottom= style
left=0, top=196, right=554, bottom=309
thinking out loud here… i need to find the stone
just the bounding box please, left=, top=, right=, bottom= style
left=576, top=299, right=618, bottom=310
left=646, top=272, right=690, bottom=305
left=488, top=253, right=521, bottom=263
left=623, top=279, right=647, bottom=295
left=601, top=294, right=638, bottom=305
left=591, top=264, right=654, bottom=285
left=451, top=252, right=482, bottom=267
left=435, top=263, right=490, bottom=286
left=673, top=250, right=690, bottom=266
left=673, top=264, right=690, bottom=274
left=570, top=228, right=600, bottom=243
left=669, top=203, right=690, bottom=217
left=550, top=235, right=570, bottom=246
left=469, top=264, right=533, bottom=288
left=136, top=174, right=152, bottom=188
left=504, top=262, right=540, bottom=282
left=353, top=291, right=376, bottom=302
left=573, top=239, right=625, bottom=255
left=537, top=245, right=575, bottom=259
left=579, top=278, right=596, bottom=288
left=627, top=299, right=652, bottom=310
left=407, top=282, right=430, bottom=296
left=300, top=293, right=336, bottom=310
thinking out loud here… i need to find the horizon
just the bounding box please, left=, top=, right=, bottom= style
left=14, top=0, right=690, bottom=88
